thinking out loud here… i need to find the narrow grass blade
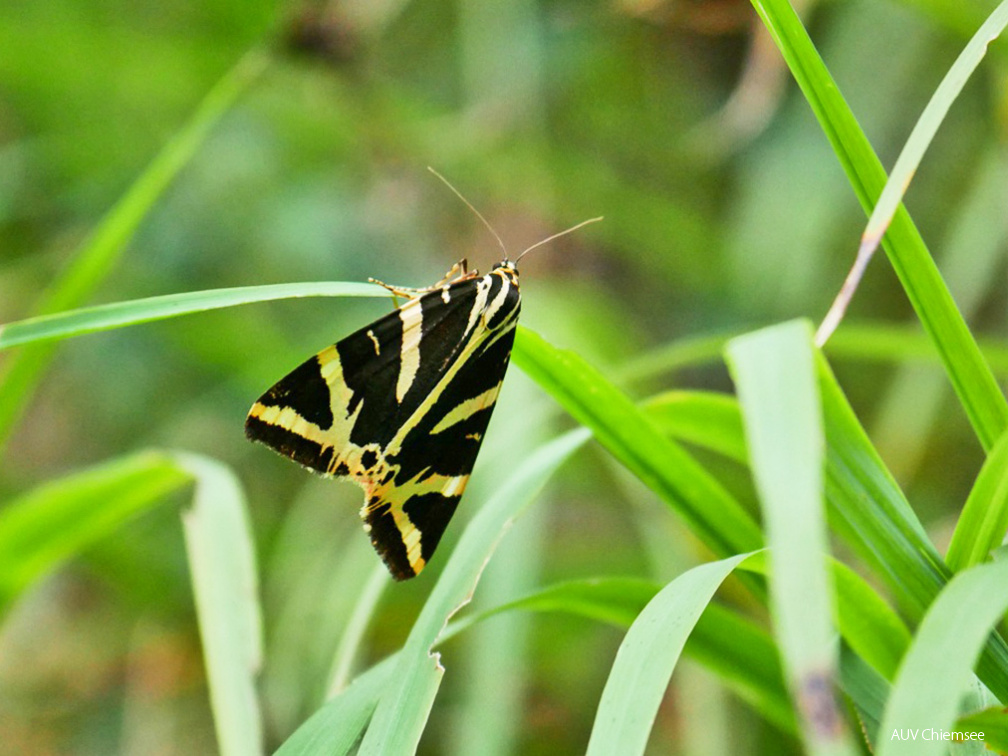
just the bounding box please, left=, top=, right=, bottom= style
left=325, top=562, right=388, bottom=696
left=946, top=427, right=1008, bottom=572
left=640, top=390, right=747, bottom=463
left=0, top=282, right=384, bottom=350
left=954, top=706, right=1008, bottom=751
left=876, top=559, right=1008, bottom=756
left=752, top=0, right=1008, bottom=451
left=727, top=321, right=856, bottom=755
left=0, top=451, right=189, bottom=612
left=451, top=576, right=795, bottom=733
left=177, top=453, right=264, bottom=756
left=0, top=51, right=268, bottom=448
left=275, top=656, right=397, bottom=756
left=643, top=363, right=1008, bottom=698
left=451, top=577, right=662, bottom=631
left=817, top=2, right=1008, bottom=343
left=830, top=561, right=911, bottom=682
left=513, top=327, right=763, bottom=558
left=356, top=429, right=590, bottom=755
left=585, top=552, right=758, bottom=756
left=620, top=323, right=1008, bottom=386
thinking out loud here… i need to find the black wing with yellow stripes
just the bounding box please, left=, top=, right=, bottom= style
left=246, top=261, right=521, bottom=579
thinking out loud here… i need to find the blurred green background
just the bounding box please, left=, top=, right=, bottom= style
left=1, top=0, right=1006, bottom=753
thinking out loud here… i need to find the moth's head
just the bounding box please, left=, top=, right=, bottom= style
left=493, top=259, right=518, bottom=273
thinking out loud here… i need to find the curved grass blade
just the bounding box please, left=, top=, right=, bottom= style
left=727, top=321, right=856, bottom=754
left=0, top=451, right=189, bottom=613
left=752, top=0, right=1008, bottom=451
left=0, top=282, right=384, bottom=350
left=0, top=51, right=268, bottom=449
left=946, top=427, right=1008, bottom=572
left=621, top=323, right=1008, bottom=385
left=640, top=390, right=747, bottom=463
left=447, top=576, right=796, bottom=733
left=513, top=327, right=763, bottom=558
left=876, top=559, right=1008, bottom=756
left=954, top=706, right=1008, bottom=751
left=356, top=429, right=590, bottom=755
left=817, top=1, right=1008, bottom=343
left=275, top=655, right=397, bottom=756
left=585, top=552, right=758, bottom=756
left=643, top=388, right=910, bottom=681
left=176, top=453, right=264, bottom=756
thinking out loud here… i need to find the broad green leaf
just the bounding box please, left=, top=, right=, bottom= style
left=177, top=454, right=264, bottom=756
left=0, top=451, right=189, bottom=612
left=727, top=321, right=856, bottom=755
left=0, top=51, right=268, bottom=448
left=0, top=282, right=384, bottom=350
left=585, top=552, right=757, bottom=756
left=877, top=559, right=1008, bottom=756
left=356, top=429, right=590, bottom=755
left=946, top=427, right=1008, bottom=572
left=752, top=0, right=1008, bottom=450
left=513, top=326, right=763, bottom=558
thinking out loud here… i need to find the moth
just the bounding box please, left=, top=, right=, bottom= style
left=246, top=175, right=600, bottom=579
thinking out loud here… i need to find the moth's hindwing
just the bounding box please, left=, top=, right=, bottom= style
left=246, top=264, right=521, bottom=579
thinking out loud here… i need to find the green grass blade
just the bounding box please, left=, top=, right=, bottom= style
left=643, top=388, right=912, bottom=682
left=876, top=560, right=1008, bottom=756
left=585, top=552, right=757, bottom=756
left=0, top=451, right=190, bottom=613
left=953, top=706, right=1008, bottom=751
left=324, top=563, right=389, bottom=697
left=177, top=453, right=264, bottom=756
left=641, top=390, right=748, bottom=463
left=452, top=577, right=662, bottom=630
left=0, top=51, right=268, bottom=448
left=830, top=561, right=911, bottom=682
left=356, top=429, right=590, bottom=756
left=752, top=0, right=1008, bottom=451
left=450, top=577, right=795, bottom=733
left=821, top=2, right=1008, bottom=343
left=621, top=323, right=1008, bottom=386
left=727, top=321, right=857, bottom=755
left=946, top=427, right=1008, bottom=572
left=860, top=2, right=1008, bottom=254
left=512, top=327, right=763, bottom=557
left=275, top=656, right=397, bottom=756
left=0, top=283, right=384, bottom=350
left=815, top=354, right=947, bottom=612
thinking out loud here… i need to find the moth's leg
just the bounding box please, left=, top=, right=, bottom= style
left=369, top=259, right=478, bottom=301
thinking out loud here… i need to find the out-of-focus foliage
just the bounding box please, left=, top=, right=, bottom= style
left=3, top=0, right=1008, bottom=753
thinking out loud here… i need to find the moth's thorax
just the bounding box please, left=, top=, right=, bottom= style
left=490, top=260, right=520, bottom=288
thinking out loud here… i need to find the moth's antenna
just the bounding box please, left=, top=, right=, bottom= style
left=514, top=216, right=603, bottom=264
left=427, top=167, right=508, bottom=260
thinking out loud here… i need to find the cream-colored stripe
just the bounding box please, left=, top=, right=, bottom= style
left=481, top=272, right=513, bottom=324
left=397, top=299, right=423, bottom=403
left=386, top=317, right=517, bottom=454
left=430, top=385, right=501, bottom=434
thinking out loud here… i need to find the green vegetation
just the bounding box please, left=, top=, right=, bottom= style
left=3, top=0, right=1008, bottom=753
